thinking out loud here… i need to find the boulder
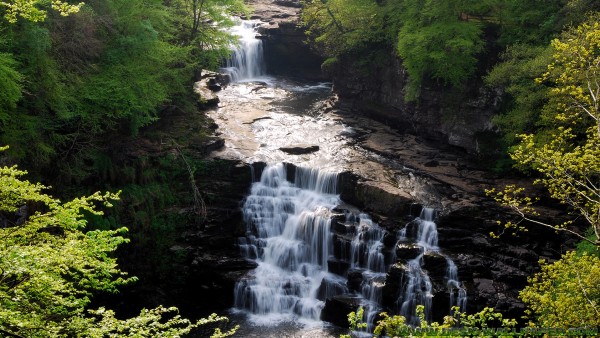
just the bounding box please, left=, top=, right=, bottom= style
left=279, top=144, right=320, bottom=154
left=320, top=295, right=363, bottom=327
left=347, top=268, right=364, bottom=292
left=395, top=243, right=423, bottom=260
left=193, top=80, right=219, bottom=107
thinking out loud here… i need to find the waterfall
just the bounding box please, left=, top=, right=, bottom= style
left=234, top=163, right=339, bottom=325
left=447, top=259, right=468, bottom=312
left=222, top=20, right=266, bottom=82
left=397, top=208, right=467, bottom=324
left=234, top=164, right=391, bottom=327
left=234, top=165, right=466, bottom=329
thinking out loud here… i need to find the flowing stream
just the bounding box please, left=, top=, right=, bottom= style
left=214, top=20, right=467, bottom=336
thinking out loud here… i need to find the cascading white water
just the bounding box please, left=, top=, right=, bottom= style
left=347, top=214, right=388, bottom=330
left=234, top=164, right=340, bottom=325
left=234, top=164, right=392, bottom=328
left=222, top=20, right=266, bottom=82
left=397, top=207, right=467, bottom=324
left=446, top=259, right=468, bottom=312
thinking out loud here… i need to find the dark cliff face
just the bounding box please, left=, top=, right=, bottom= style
left=259, top=22, right=326, bottom=80
left=250, top=0, right=327, bottom=81
left=329, top=52, right=502, bottom=154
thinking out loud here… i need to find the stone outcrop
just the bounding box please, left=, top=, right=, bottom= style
left=193, top=70, right=231, bottom=107
left=248, top=0, right=326, bottom=80
left=279, top=144, right=320, bottom=154
left=328, top=52, right=501, bottom=154
left=166, top=159, right=256, bottom=313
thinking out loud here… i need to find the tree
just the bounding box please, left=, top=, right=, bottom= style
left=301, top=0, right=490, bottom=100
left=487, top=15, right=600, bottom=247
left=301, top=0, right=386, bottom=57
left=167, top=0, right=247, bottom=70
left=0, top=148, right=237, bottom=337
left=0, top=0, right=83, bottom=23
left=520, top=251, right=600, bottom=328
left=0, top=51, right=21, bottom=115
left=395, top=0, right=487, bottom=100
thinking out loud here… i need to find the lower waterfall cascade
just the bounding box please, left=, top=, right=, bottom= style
left=233, top=163, right=467, bottom=329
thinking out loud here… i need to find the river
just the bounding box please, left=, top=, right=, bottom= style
left=203, top=20, right=472, bottom=337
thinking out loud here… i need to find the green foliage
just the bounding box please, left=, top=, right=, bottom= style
left=0, top=0, right=245, bottom=181
left=342, top=305, right=516, bottom=337
left=0, top=153, right=237, bottom=337
left=303, top=0, right=600, bottom=103
left=495, top=0, right=563, bottom=46
left=485, top=44, right=552, bottom=146
left=520, top=251, right=600, bottom=328
left=395, top=0, right=486, bottom=100
left=302, top=0, right=489, bottom=100
left=577, top=228, right=600, bottom=256
left=0, top=52, right=21, bottom=115
left=487, top=15, right=600, bottom=247
left=301, top=0, right=387, bottom=57
left=341, top=306, right=367, bottom=338
left=0, top=0, right=84, bottom=23
left=168, top=0, right=247, bottom=70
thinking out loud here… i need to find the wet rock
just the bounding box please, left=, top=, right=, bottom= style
left=320, top=295, right=363, bottom=327
left=273, top=0, right=301, bottom=7
left=189, top=137, right=224, bottom=155
left=250, top=162, right=267, bottom=181
left=194, top=70, right=233, bottom=107
left=329, top=51, right=502, bottom=154
left=283, top=162, right=297, bottom=182
left=200, top=69, right=230, bottom=86
left=382, top=231, right=398, bottom=247
left=332, top=233, right=353, bottom=260
left=317, top=276, right=348, bottom=301
left=279, top=144, right=320, bottom=154
left=193, top=80, right=219, bottom=107
left=331, top=214, right=347, bottom=234
left=328, top=259, right=350, bottom=276
left=423, top=251, right=448, bottom=283
left=347, top=268, right=364, bottom=292
left=353, top=181, right=413, bottom=217
left=381, top=262, right=409, bottom=309
left=395, top=243, right=423, bottom=260
left=191, top=254, right=258, bottom=271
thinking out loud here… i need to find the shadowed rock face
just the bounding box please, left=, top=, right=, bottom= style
left=279, top=144, right=320, bottom=154
left=327, top=47, right=502, bottom=155
left=248, top=0, right=326, bottom=80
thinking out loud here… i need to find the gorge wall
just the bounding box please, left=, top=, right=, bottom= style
left=329, top=53, right=502, bottom=154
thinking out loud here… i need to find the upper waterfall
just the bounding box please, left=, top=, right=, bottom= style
left=222, top=20, right=267, bottom=82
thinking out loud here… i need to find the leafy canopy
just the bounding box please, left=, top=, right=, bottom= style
left=487, top=15, right=600, bottom=247
left=520, top=251, right=600, bottom=328
left=301, top=0, right=491, bottom=100
left=0, top=0, right=83, bottom=23
left=0, top=150, right=237, bottom=337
